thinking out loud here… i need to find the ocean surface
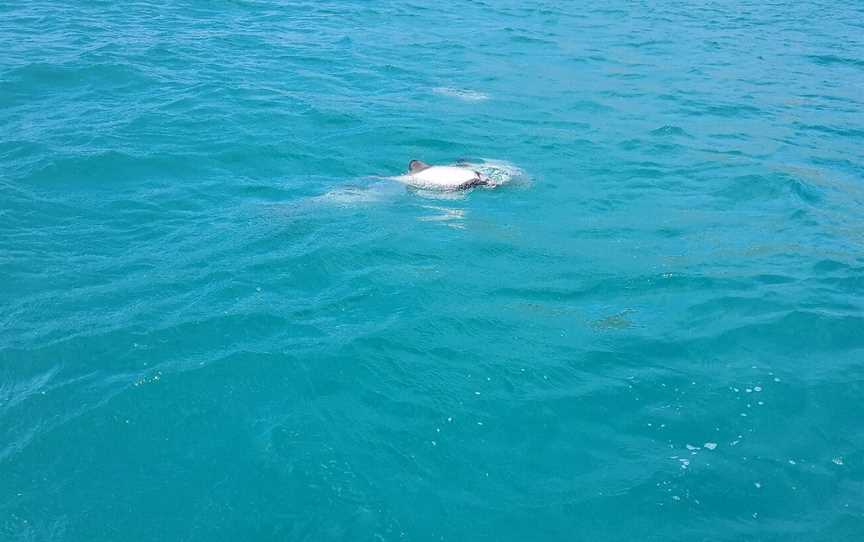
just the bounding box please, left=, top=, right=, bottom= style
left=2, top=1, right=863, bottom=540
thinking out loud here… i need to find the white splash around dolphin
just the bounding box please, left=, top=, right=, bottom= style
left=466, top=159, right=528, bottom=187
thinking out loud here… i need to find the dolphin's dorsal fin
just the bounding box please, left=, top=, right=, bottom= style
left=408, top=160, right=431, bottom=173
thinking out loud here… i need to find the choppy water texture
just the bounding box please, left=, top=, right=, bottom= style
left=2, top=1, right=864, bottom=540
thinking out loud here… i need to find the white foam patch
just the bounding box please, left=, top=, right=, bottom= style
left=315, top=186, right=381, bottom=205
left=313, top=181, right=404, bottom=206
left=418, top=205, right=466, bottom=229
left=433, top=87, right=490, bottom=102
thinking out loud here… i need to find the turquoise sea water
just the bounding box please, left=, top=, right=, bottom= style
left=2, top=1, right=864, bottom=540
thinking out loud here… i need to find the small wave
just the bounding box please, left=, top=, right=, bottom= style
left=418, top=205, right=466, bottom=228
left=311, top=181, right=405, bottom=206
left=313, top=185, right=387, bottom=205
left=432, top=87, right=490, bottom=102
left=650, top=125, right=690, bottom=137
left=808, top=54, right=864, bottom=69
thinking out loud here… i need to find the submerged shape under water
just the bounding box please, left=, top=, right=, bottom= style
left=1, top=0, right=863, bottom=541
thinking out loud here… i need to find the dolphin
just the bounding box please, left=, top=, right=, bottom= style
left=394, top=160, right=490, bottom=191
